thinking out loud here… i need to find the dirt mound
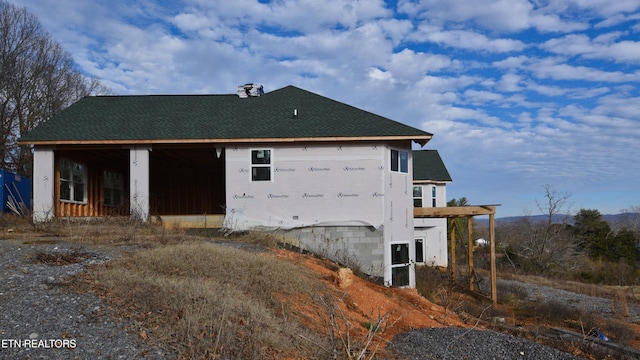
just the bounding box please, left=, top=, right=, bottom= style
left=273, top=249, right=467, bottom=347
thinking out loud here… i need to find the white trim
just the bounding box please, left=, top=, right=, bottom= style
left=59, top=158, right=88, bottom=204
left=249, top=148, right=273, bottom=182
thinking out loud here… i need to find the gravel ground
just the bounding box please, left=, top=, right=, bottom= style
left=387, top=327, right=582, bottom=360
left=0, top=239, right=173, bottom=360
left=497, top=278, right=640, bottom=323
left=388, top=278, right=640, bottom=360
left=1, top=238, right=637, bottom=359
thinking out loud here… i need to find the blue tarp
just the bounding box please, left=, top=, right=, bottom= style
left=0, top=170, right=31, bottom=215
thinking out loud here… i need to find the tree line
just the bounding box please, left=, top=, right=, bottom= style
left=450, top=185, right=640, bottom=285
left=1, top=0, right=110, bottom=177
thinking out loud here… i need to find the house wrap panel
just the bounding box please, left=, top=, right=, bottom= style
left=383, top=145, right=416, bottom=287
left=224, top=143, right=385, bottom=231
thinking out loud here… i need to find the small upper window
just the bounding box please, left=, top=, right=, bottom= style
left=60, top=159, right=87, bottom=203
left=413, top=186, right=423, bottom=207
left=104, top=170, right=123, bottom=207
left=390, top=149, right=408, bottom=173
left=431, top=186, right=437, bottom=207
left=251, top=149, right=272, bottom=181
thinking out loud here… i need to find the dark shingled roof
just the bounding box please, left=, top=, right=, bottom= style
left=20, top=85, right=432, bottom=144
left=413, top=150, right=452, bottom=182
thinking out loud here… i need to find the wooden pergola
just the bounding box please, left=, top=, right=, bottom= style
left=414, top=205, right=499, bottom=306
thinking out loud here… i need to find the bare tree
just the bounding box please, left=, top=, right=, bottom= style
left=0, top=1, right=110, bottom=176
left=500, top=185, right=582, bottom=274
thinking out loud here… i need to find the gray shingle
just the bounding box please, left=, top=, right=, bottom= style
left=20, top=86, right=432, bottom=143
left=413, top=150, right=452, bottom=182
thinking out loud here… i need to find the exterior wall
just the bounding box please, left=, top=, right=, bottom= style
left=282, top=226, right=385, bottom=278
left=413, top=182, right=449, bottom=268
left=414, top=218, right=448, bottom=267
left=383, top=144, right=415, bottom=287
left=223, top=143, right=385, bottom=230
left=223, top=142, right=416, bottom=286
left=32, top=147, right=55, bottom=222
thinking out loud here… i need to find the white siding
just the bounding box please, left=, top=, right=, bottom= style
left=383, top=145, right=415, bottom=287
left=224, top=143, right=385, bottom=230
left=130, top=146, right=150, bottom=221
left=414, top=182, right=449, bottom=268
left=32, top=147, right=55, bottom=222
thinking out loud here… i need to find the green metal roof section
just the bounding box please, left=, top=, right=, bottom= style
left=20, top=85, right=432, bottom=143
left=413, top=150, right=452, bottom=182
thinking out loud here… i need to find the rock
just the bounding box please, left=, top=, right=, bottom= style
left=335, top=268, right=353, bottom=289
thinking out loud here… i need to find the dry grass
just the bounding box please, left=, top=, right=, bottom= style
left=87, top=240, right=333, bottom=359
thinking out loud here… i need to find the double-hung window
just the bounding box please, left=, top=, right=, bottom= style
left=104, top=170, right=123, bottom=207
left=413, top=186, right=423, bottom=207
left=431, top=186, right=437, bottom=207
left=390, top=149, right=408, bottom=173
left=251, top=149, right=272, bottom=181
left=60, top=159, right=87, bottom=203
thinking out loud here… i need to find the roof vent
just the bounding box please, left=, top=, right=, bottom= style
left=237, top=83, right=264, bottom=98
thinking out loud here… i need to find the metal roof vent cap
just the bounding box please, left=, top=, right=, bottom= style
left=237, top=83, right=263, bottom=98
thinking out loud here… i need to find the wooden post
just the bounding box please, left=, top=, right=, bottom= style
left=449, top=218, right=456, bottom=278
left=467, top=216, right=474, bottom=291
left=489, top=213, right=497, bottom=306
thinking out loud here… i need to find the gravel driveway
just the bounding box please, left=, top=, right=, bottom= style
left=0, top=239, right=172, bottom=359
left=498, top=278, right=640, bottom=323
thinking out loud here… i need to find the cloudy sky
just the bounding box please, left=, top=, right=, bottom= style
left=12, top=0, right=640, bottom=217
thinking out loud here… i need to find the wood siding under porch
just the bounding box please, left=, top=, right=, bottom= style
left=55, top=150, right=129, bottom=217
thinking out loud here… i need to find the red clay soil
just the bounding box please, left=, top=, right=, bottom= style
left=272, top=249, right=468, bottom=351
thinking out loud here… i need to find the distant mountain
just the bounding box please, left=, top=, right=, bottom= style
left=475, top=212, right=640, bottom=227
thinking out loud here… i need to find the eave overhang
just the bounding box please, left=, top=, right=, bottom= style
left=20, top=135, right=432, bottom=147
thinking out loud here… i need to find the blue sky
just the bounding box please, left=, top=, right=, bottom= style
left=12, top=0, right=640, bottom=217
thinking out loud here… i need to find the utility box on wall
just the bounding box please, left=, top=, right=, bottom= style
left=0, top=170, right=31, bottom=215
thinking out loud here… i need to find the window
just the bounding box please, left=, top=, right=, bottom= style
left=60, top=159, right=87, bottom=203
left=104, top=170, right=123, bottom=207
left=431, top=186, right=437, bottom=207
left=391, top=243, right=410, bottom=287
left=413, top=186, right=423, bottom=207
left=390, top=149, right=408, bottom=173
left=251, top=149, right=272, bottom=181
left=415, top=238, right=424, bottom=263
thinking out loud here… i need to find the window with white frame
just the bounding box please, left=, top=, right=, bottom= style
left=413, top=185, right=423, bottom=207
left=390, top=149, right=408, bottom=173
left=104, top=170, right=123, bottom=207
left=60, top=159, right=87, bottom=203
left=431, top=186, right=437, bottom=207
left=391, top=243, right=410, bottom=287
left=251, top=149, right=272, bottom=181
left=415, top=238, right=425, bottom=263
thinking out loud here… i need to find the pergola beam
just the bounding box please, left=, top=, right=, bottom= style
left=414, top=205, right=498, bottom=306
left=414, top=205, right=497, bottom=217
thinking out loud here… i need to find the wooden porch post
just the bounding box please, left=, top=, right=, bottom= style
left=489, top=213, right=497, bottom=306
left=449, top=218, right=456, bottom=278
left=467, top=216, right=474, bottom=291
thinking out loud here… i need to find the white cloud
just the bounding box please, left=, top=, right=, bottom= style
left=398, top=0, right=588, bottom=33
left=411, top=26, right=527, bottom=52
left=8, top=0, right=640, bottom=216
left=530, top=58, right=640, bottom=82
left=542, top=34, right=640, bottom=64
left=496, top=73, right=523, bottom=92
